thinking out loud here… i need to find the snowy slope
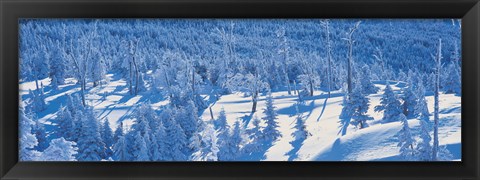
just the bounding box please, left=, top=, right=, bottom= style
left=20, top=75, right=461, bottom=161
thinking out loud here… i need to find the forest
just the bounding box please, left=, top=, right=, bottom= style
left=19, top=19, right=461, bottom=161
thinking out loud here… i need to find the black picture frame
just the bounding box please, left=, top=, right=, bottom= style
left=1, top=0, right=479, bottom=179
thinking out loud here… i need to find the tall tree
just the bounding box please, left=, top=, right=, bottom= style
left=76, top=107, right=106, bottom=161
left=262, top=91, right=281, bottom=142
left=432, top=39, right=442, bottom=160
left=375, top=82, right=403, bottom=123
left=343, top=21, right=361, bottom=94
left=397, top=114, right=415, bottom=160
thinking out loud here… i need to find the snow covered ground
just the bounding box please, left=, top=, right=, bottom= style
left=21, top=75, right=461, bottom=161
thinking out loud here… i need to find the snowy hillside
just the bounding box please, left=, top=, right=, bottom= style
left=18, top=19, right=461, bottom=161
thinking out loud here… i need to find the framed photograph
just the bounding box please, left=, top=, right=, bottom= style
left=1, top=0, right=479, bottom=179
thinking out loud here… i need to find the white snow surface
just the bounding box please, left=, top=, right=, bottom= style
left=20, top=76, right=461, bottom=161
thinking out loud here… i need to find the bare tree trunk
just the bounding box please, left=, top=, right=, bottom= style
left=129, top=61, right=133, bottom=95
left=432, top=39, right=442, bottom=161
left=251, top=91, right=258, bottom=113
left=133, top=56, right=139, bottom=95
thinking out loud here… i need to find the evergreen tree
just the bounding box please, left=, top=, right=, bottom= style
left=152, top=121, right=168, bottom=161
left=56, top=106, right=76, bottom=141
left=402, top=82, right=418, bottom=118
left=348, top=82, right=371, bottom=129
left=40, top=138, right=78, bottom=161
left=192, top=123, right=220, bottom=161
left=19, top=108, right=41, bottom=161
left=101, top=119, right=114, bottom=159
left=219, top=120, right=244, bottom=161
left=112, top=135, right=129, bottom=161
left=164, top=118, right=188, bottom=161
left=243, top=116, right=263, bottom=155
left=359, top=64, right=379, bottom=94
left=76, top=107, right=106, bottom=161
left=215, top=108, right=228, bottom=130
left=415, top=80, right=432, bottom=161
left=262, top=91, right=281, bottom=142
left=443, top=61, right=461, bottom=95
left=375, top=82, right=403, bottom=123
left=32, top=121, right=49, bottom=151
left=48, top=41, right=68, bottom=89
left=28, top=88, right=47, bottom=112
left=113, top=122, right=124, bottom=143
left=397, top=114, right=415, bottom=160
left=132, top=131, right=150, bottom=161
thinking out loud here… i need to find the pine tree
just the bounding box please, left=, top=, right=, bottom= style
left=262, top=91, right=281, bottom=142
left=192, top=123, right=220, bottom=161
left=164, top=118, right=188, bottom=161
left=32, top=121, right=49, bottom=151
left=76, top=107, right=106, bottom=161
left=397, top=114, right=415, bottom=160
left=132, top=131, right=150, bottom=161
left=402, top=82, right=418, bottom=118
left=28, top=88, right=47, bottom=112
left=56, top=106, right=76, bottom=141
left=101, top=119, right=114, bottom=159
left=291, top=104, right=309, bottom=142
left=112, top=135, right=129, bottom=161
left=40, top=137, right=78, bottom=161
left=443, top=61, right=461, bottom=95
left=19, top=108, right=41, bottom=161
left=152, top=121, right=168, bottom=161
left=348, top=82, right=371, bottom=129
left=375, top=82, right=403, bottom=123
left=215, top=108, right=228, bottom=130
left=113, top=122, right=124, bottom=143
left=416, top=109, right=433, bottom=161
left=219, top=120, right=244, bottom=161
left=243, top=116, right=263, bottom=155
left=359, top=64, right=379, bottom=94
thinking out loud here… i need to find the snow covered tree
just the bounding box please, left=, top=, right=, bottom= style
left=443, top=61, right=461, bottom=95
left=219, top=120, right=244, bottom=161
left=32, top=121, right=49, bottom=151
left=374, top=82, right=403, bottom=123
left=214, top=108, right=228, bottom=130
left=243, top=116, right=263, bottom=155
left=152, top=121, right=168, bottom=161
left=415, top=82, right=431, bottom=161
left=226, top=71, right=268, bottom=113
left=113, top=122, right=124, bottom=143
left=432, top=39, right=442, bottom=160
left=291, top=104, right=309, bottom=142
left=321, top=19, right=334, bottom=97
left=348, top=81, right=371, bottom=129
left=397, top=114, right=415, bottom=160
left=76, top=107, right=106, bottom=161
left=163, top=116, right=188, bottom=161
left=297, top=53, right=321, bottom=97
left=359, top=64, right=379, bottom=94
left=344, top=21, right=361, bottom=94
left=48, top=41, right=68, bottom=89
left=28, top=88, right=47, bottom=112
left=101, top=119, right=114, bottom=159
left=131, top=131, right=150, bottom=161
left=40, top=138, right=78, bottom=161
left=112, top=135, right=129, bottom=161
left=402, top=82, right=418, bottom=118
left=262, top=91, right=281, bottom=142
left=56, top=106, right=76, bottom=141
left=19, top=108, right=41, bottom=161
left=276, top=27, right=292, bottom=95
left=192, top=123, right=220, bottom=161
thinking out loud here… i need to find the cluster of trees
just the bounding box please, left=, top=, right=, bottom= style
left=19, top=19, right=460, bottom=161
